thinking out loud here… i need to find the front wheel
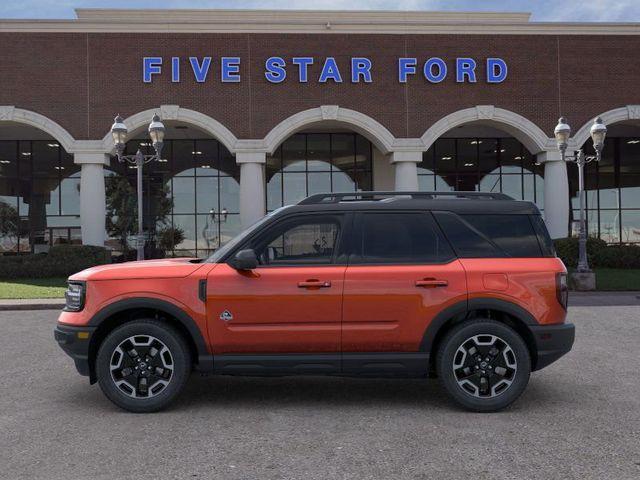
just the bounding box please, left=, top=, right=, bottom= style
left=436, top=319, right=531, bottom=412
left=96, top=319, right=191, bottom=413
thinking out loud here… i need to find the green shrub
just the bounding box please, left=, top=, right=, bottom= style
left=553, top=237, right=607, bottom=268
left=0, top=245, right=110, bottom=279
left=592, top=245, right=640, bottom=269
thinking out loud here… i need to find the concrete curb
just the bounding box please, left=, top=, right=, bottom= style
left=0, top=299, right=65, bottom=311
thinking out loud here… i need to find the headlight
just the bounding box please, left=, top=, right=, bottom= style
left=64, top=281, right=86, bottom=312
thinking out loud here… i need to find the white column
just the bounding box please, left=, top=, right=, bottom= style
left=538, top=151, right=569, bottom=239
left=75, top=152, right=109, bottom=246
left=237, top=151, right=266, bottom=229
left=390, top=151, right=421, bottom=191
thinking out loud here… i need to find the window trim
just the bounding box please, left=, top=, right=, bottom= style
left=348, top=210, right=457, bottom=266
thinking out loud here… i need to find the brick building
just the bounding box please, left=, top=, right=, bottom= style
left=1, top=9, right=639, bottom=255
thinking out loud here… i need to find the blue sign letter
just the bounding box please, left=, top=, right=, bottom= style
left=292, top=57, right=313, bottom=83
left=221, top=57, right=241, bottom=83
left=189, top=57, right=211, bottom=83
left=171, top=57, right=180, bottom=83
left=456, top=58, right=477, bottom=83
left=143, top=57, right=162, bottom=83
left=351, top=57, right=372, bottom=83
left=398, top=58, right=417, bottom=83
left=265, top=57, right=287, bottom=83
left=319, top=57, right=343, bottom=83
left=424, top=57, right=447, bottom=83
left=487, top=58, right=508, bottom=83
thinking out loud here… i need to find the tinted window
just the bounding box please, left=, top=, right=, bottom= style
left=356, top=212, right=454, bottom=264
left=462, top=214, right=542, bottom=257
left=434, top=212, right=502, bottom=258
left=255, top=216, right=341, bottom=266
left=530, top=214, right=556, bottom=257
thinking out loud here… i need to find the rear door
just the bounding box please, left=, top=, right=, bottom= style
left=341, top=211, right=467, bottom=358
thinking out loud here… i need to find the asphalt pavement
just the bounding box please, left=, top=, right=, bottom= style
left=0, top=307, right=639, bottom=480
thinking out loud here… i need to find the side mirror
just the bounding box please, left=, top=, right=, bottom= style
left=228, top=249, right=258, bottom=271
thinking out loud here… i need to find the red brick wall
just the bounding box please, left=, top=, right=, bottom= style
left=1, top=32, right=639, bottom=142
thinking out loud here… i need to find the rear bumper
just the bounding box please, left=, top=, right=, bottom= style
left=54, top=323, right=96, bottom=378
left=530, top=322, right=575, bottom=371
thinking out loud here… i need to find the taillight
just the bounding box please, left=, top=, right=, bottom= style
left=556, top=272, right=568, bottom=310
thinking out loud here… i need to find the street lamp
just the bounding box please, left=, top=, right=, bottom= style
left=110, top=113, right=166, bottom=261
left=554, top=116, right=607, bottom=273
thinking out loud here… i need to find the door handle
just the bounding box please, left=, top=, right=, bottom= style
left=415, top=279, right=448, bottom=288
left=298, top=280, right=332, bottom=288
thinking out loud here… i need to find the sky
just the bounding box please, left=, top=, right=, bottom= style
left=1, top=0, right=640, bottom=22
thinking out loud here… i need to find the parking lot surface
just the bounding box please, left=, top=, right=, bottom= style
left=0, top=307, right=639, bottom=480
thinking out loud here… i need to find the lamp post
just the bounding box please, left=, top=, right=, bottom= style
left=554, top=116, right=607, bottom=273
left=110, top=114, right=166, bottom=261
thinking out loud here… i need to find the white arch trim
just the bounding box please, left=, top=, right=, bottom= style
left=263, top=106, right=396, bottom=155
left=0, top=106, right=76, bottom=153
left=572, top=105, right=640, bottom=148
left=100, top=105, right=239, bottom=154
left=421, top=105, right=553, bottom=154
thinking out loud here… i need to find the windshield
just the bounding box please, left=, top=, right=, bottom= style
left=206, top=207, right=289, bottom=263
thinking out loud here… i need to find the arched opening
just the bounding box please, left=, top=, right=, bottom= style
left=106, top=121, right=240, bottom=258
left=573, top=120, right=640, bottom=244
left=0, top=122, right=80, bottom=254
left=265, top=126, right=376, bottom=211
left=419, top=123, right=544, bottom=210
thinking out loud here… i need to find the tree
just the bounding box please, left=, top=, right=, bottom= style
left=0, top=201, right=21, bottom=251
left=105, top=175, right=178, bottom=255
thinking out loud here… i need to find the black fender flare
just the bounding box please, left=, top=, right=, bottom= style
left=419, top=297, right=537, bottom=353
left=88, top=297, right=212, bottom=371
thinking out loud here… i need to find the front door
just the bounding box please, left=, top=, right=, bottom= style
left=342, top=212, right=467, bottom=356
left=206, top=213, right=348, bottom=356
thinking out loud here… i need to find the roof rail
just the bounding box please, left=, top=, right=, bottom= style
left=298, top=191, right=512, bottom=205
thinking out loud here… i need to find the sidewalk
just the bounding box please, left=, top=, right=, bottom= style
left=0, top=291, right=639, bottom=311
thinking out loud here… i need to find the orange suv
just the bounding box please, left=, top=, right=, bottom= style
left=54, top=191, right=574, bottom=413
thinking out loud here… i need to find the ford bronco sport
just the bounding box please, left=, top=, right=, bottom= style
left=55, top=191, right=574, bottom=413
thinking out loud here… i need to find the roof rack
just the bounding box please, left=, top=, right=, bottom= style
left=298, top=191, right=512, bottom=205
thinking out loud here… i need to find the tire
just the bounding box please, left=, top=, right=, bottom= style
left=96, top=319, right=191, bottom=413
left=436, top=319, right=531, bottom=412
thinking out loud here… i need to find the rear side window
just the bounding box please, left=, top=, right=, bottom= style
left=462, top=214, right=543, bottom=257
left=434, top=211, right=546, bottom=258
left=355, top=212, right=454, bottom=264
left=530, top=215, right=556, bottom=257
left=433, top=212, right=503, bottom=258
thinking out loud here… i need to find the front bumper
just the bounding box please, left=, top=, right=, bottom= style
left=530, top=322, right=575, bottom=371
left=54, top=324, right=96, bottom=378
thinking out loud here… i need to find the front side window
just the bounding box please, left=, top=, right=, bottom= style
left=254, top=216, right=342, bottom=266
left=355, top=212, right=454, bottom=264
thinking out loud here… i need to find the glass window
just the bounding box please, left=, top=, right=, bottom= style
left=356, top=212, right=454, bottom=264
left=256, top=217, right=341, bottom=266
left=462, top=214, right=543, bottom=257
left=434, top=211, right=502, bottom=258
left=266, top=133, right=373, bottom=212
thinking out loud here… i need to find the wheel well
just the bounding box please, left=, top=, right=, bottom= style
left=87, top=308, right=198, bottom=383
left=429, top=308, right=538, bottom=375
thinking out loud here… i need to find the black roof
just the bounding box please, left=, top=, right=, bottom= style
left=277, top=191, right=540, bottom=216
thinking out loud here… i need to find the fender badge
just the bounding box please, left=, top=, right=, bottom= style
left=219, top=310, right=233, bottom=322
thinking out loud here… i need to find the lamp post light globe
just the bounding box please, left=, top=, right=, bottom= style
left=554, top=117, right=571, bottom=155
left=590, top=116, right=607, bottom=155
left=148, top=113, right=166, bottom=158
left=110, top=115, right=128, bottom=156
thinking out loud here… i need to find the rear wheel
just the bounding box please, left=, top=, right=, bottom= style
left=96, top=319, right=191, bottom=413
left=436, top=319, right=531, bottom=412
